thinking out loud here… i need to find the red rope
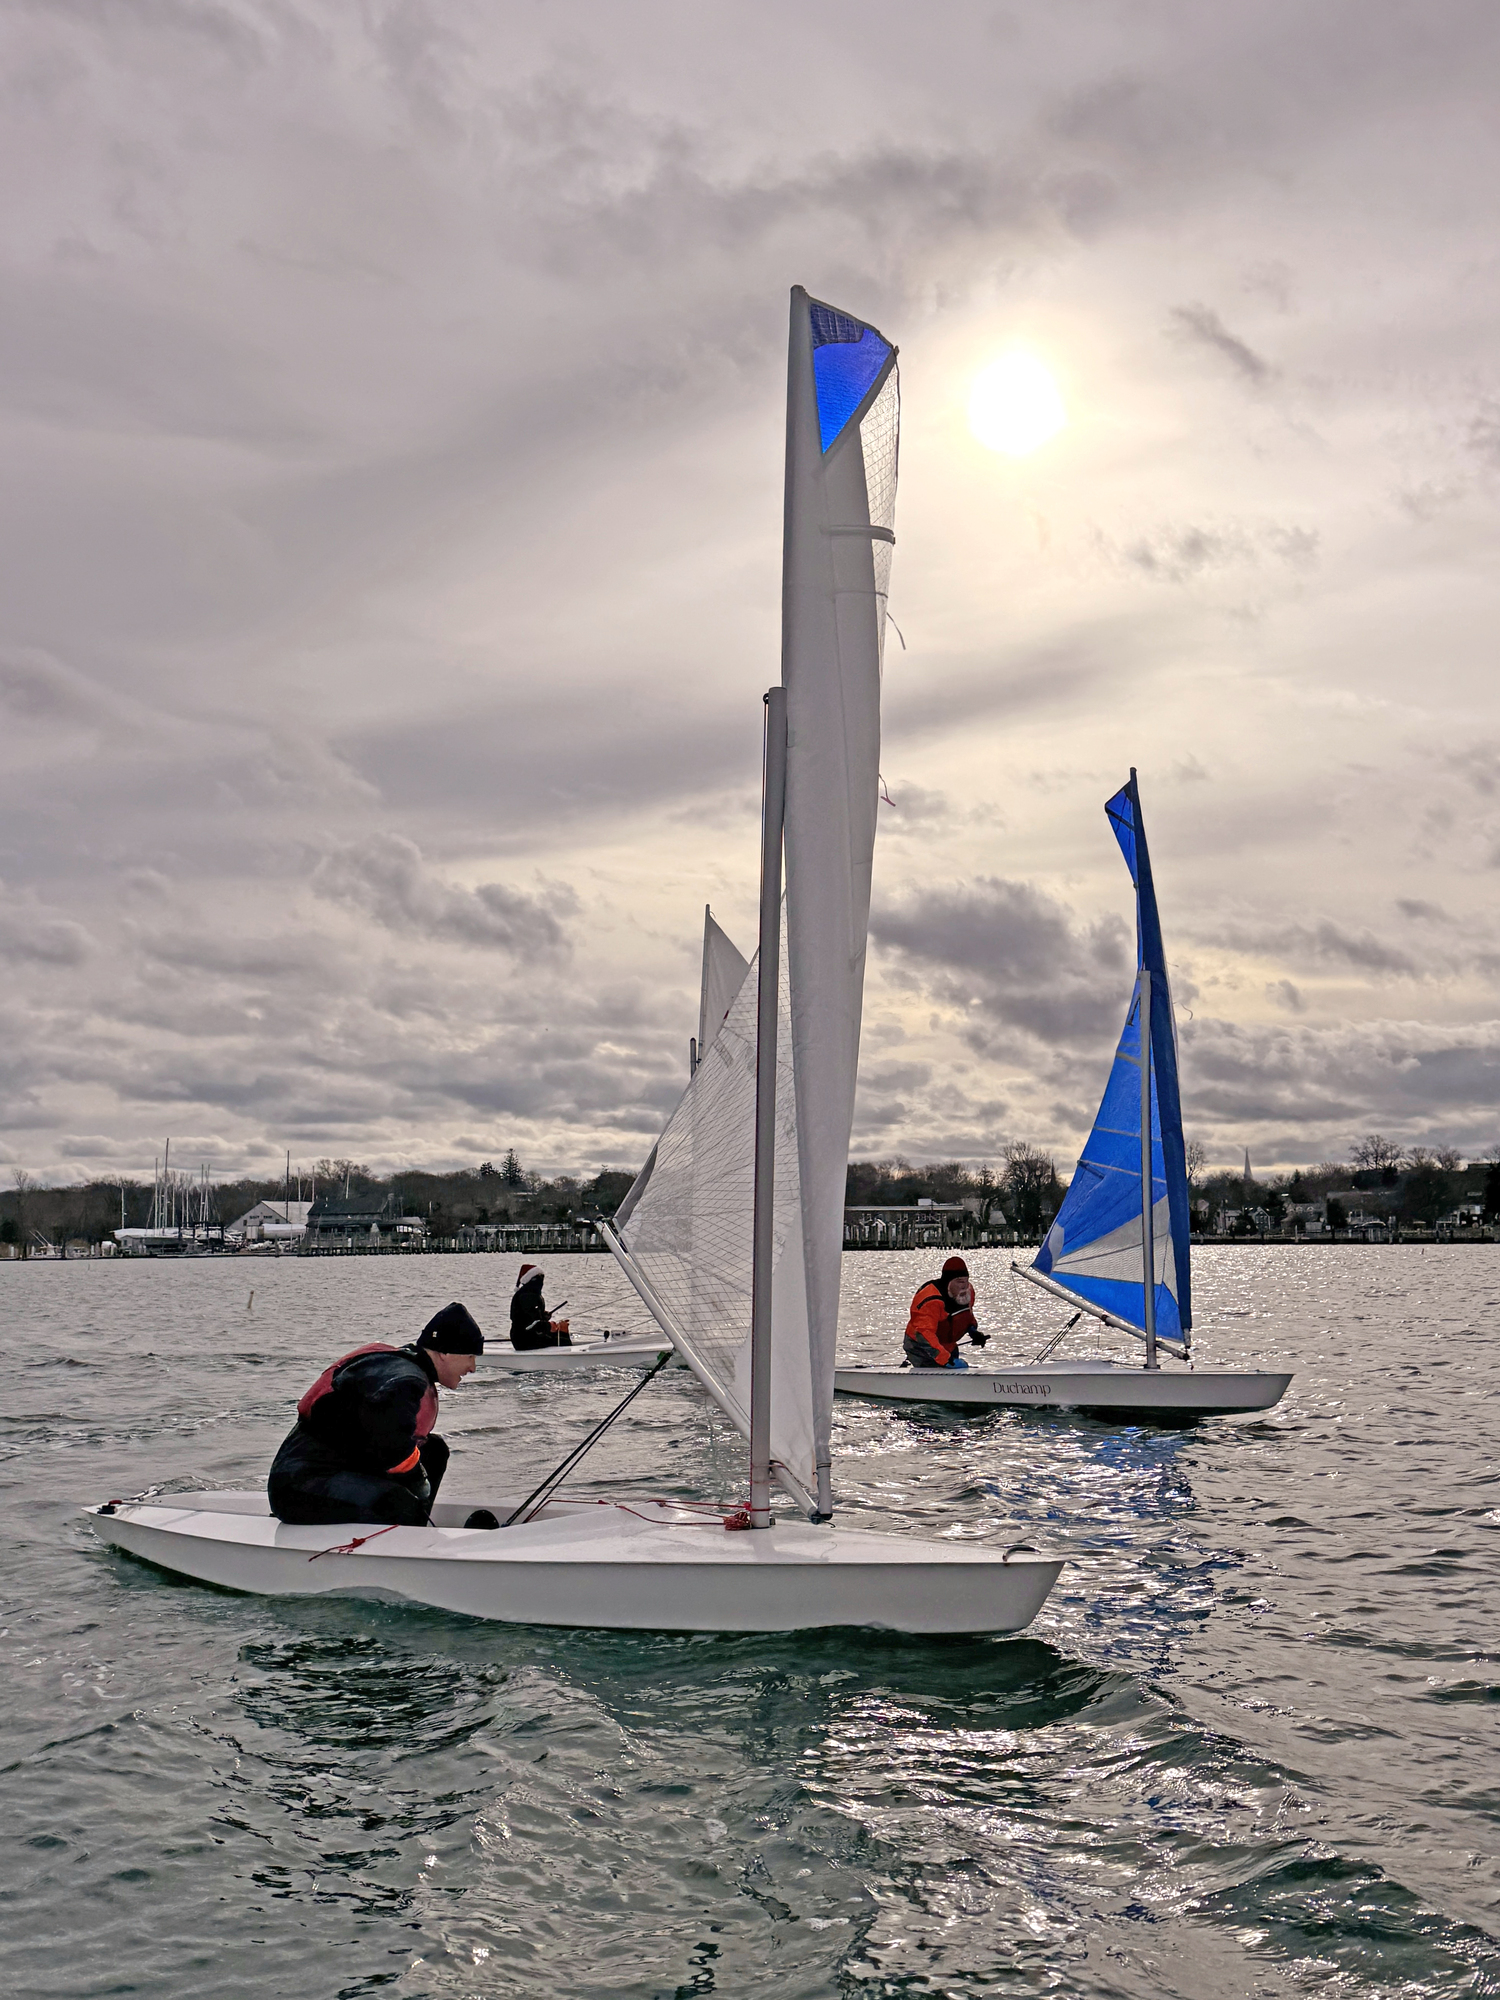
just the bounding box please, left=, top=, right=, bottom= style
left=595, top=1497, right=754, bottom=1531
left=307, top=1523, right=401, bottom=1562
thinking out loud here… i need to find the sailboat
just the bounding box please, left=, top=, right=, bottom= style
left=836, top=773, right=1292, bottom=1420
left=87, top=289, right=1063, bottom=1634
left=484, top=910, right=748, bottom=1374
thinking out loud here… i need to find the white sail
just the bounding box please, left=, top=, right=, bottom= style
left=782, top=287, right=898, bottom=1513
left=606, top=288, right=898, bottom=1515
left=698, top=906, right=750, bottom=1061
left=606, top=916, right=812, bottom=1507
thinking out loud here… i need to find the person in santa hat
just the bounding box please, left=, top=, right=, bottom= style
left=509, top=1263, right=571, bottom=1350
left=903, top=1256, right=989, bottom=1369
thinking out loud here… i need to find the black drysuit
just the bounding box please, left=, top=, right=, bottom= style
left=267, top=1343, right=449, bottom=1527
left=509, top=1282, right=570, bottom=1351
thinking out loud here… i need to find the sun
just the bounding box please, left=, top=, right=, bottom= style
left=968, top=351, right=1067, bottom=457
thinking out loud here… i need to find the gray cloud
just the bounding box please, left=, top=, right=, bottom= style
left=1113, top=519, right=1318, bottom=585
left=310, top=836, right=578, bottom=958
left=1202, top=917, right=1420, bottom=978
left=0, top=886, right=94, bottom=967
left=1179, top=1015, right=1500, bottom=1154
left=1168, top=302, right=1273, bottom=384
left=871, top=877, right=1130, bottom=1048
left=4, top=1, right=1500, bottom=1180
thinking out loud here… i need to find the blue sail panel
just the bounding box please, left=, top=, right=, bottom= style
left=1106, top=783, right=1138, bottom=883
left=1034, top=982, right=1185, bottom=1346
left=809, top=300, right=893, bottom=452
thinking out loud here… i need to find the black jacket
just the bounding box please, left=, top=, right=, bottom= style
left=297, top=1343, right=439, bottom=1473
left=510, top=1283, right=555, bottom=1350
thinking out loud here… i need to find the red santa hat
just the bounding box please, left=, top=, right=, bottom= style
left=941, top=1256, right=970, bottom=1280
left=516, top=1262, right=544, bottom=1288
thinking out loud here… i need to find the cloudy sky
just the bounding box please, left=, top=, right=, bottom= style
left=5, top=0, right=1500, bottom=1186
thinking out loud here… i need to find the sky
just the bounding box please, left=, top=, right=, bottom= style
left=4, top=0, right=1500, bottom=1188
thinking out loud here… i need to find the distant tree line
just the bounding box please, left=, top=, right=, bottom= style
left=845, top=1143, right=1066, bottom=1234
left=0, top=1158, right=639, bottom=1255
left=1187, top=1133, right=1499, bottom=1234
left=6, top=1129, right=1498, bottom=1258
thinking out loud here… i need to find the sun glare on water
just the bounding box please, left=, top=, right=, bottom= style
left=968, top=352, right=1067, bottom=457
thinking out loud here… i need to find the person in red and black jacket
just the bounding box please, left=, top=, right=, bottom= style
left=903, top=1256, right=988, bottom=1369
left=267, top=1302, right=484, bottom=1526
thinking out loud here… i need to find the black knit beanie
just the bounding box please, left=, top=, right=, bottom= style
left=417, top=1301, right=486, bottom=1353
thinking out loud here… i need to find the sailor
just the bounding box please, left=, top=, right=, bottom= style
left=267, top=1301, right=485, bottom=1526
left=509, top=1263, right=571, bottom=1350
left=903, top=1256, right=989, bottom=1369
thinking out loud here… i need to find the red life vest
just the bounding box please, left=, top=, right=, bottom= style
left=297, top=1343, right=438, bottom=1440
left=904, top=1281, right=976, bottom=1366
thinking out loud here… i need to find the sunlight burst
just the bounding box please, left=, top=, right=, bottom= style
left=968, top=352, right=1067, bottom=457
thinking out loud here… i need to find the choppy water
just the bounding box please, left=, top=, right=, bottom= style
left=2, top=1245, right=1497, bottom=1999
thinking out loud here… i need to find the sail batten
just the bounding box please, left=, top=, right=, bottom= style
left=1033, top=775, right=1192, bottom=1356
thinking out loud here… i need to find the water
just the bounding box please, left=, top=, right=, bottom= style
left=2, top=1246, right=1496, bottom=1998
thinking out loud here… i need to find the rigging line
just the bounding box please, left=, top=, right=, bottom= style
left=1033, top=1311, right=1082, bottom=1365
left=503, top=1350, right=675, bottom=1528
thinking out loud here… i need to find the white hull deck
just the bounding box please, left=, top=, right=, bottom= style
left=87, top=1493, right=1061, bottom=1635
left=482, top=1336, right=679, bottom=1374
left=835, top=1358, right=1292, bottom=1418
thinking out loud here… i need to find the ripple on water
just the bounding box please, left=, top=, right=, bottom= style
left=1, top=1247, right=1497, bottom=1997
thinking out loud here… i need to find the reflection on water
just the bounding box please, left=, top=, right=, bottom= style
left=1, top=1248, right=1497, bottom=1996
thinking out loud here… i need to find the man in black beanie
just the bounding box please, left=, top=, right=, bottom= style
left=267, top=1302, right=485, bottom=1527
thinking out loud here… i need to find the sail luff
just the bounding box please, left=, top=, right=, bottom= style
left=1127, top=772, right=1193, bottom=1338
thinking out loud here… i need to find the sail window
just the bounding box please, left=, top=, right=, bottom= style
left=811, top=312, right=893, bottom=452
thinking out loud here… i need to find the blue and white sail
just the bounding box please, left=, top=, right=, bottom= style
left=1032, top=771, right=1193, bottom=1357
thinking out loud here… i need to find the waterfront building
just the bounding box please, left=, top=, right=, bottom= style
left=304, top=1193, right=426, bottom=1251
left=225, top=1200, right=311, bottom=1245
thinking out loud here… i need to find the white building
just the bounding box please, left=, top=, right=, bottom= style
left=226, top=1199, right=312, bottom=1244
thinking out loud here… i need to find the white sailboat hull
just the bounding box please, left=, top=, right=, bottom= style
left=835, top=1360, right=1292, bottom=1418
left=87, top=1492, right=1062, bottom=1636
left=481, top=1338, right=678, bottom=1374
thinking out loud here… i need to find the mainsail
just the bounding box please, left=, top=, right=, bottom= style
left=1031, top=772, right=1193, bottom=1357
left=605, top=287, right=898, bottom=1512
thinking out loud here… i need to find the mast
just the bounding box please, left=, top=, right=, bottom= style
left=749, top=686, right=788, bottom=1530
left=1139, top=965, right=1158, bottom=1370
